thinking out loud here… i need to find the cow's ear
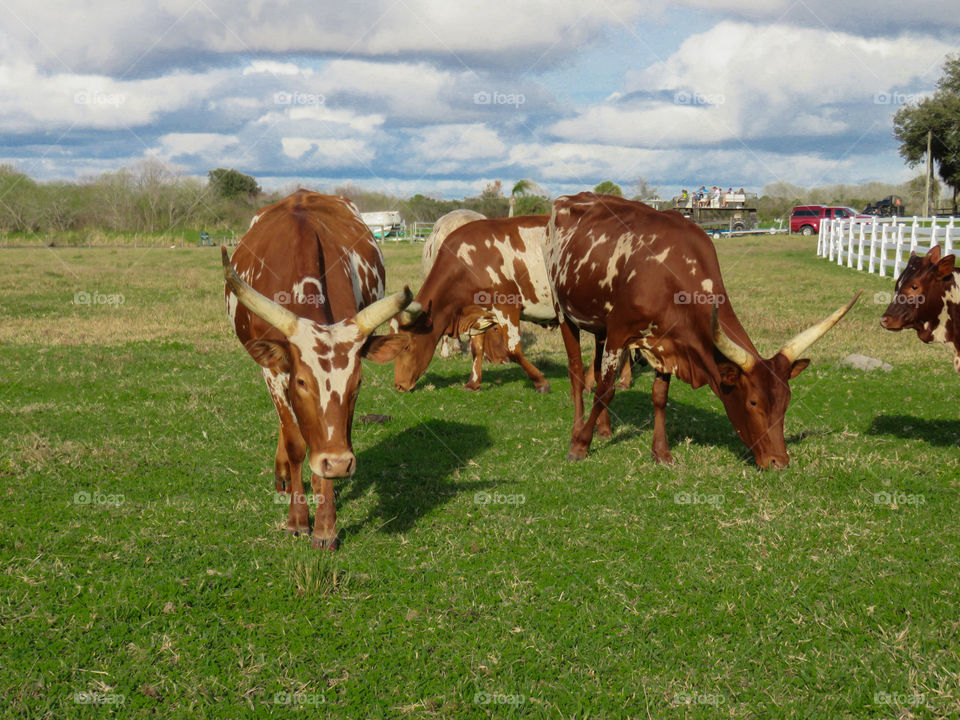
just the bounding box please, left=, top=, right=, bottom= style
left=717, top=362, right=741, bottom=386
left=789, top=358, right=811, bottom=379
left=362, top=333, right=408, bottom=363
left=245, top=339, right=292, bottom=373
left=937, top=253, right=956, bottom=280
left=926, top=245, right=942, bottom=264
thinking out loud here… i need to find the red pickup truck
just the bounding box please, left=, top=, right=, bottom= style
left=790, top=206, right=865, bottom=235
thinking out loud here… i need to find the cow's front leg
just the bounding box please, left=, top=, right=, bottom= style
left=310, top=476, right=338, bottom=551
left=559, top=319, right=586, bottom=455
left=281, top=427, right=310, bottom=536
left=593, top=337, right=613, bottom=439
left=570, top=343, right=621, bottom=459
left=464, top=333, right=485, bottom=390
left=651, top=371, right=673, bottom=464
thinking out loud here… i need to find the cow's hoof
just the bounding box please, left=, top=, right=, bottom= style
left=597, top=426, right=613, bottom=439
left=311, top=535, right=339, bottom=551
left=616, top=381, right=630, bottom=391
left=652, top=450, right=674, bottom=465
left=566, top=449, right=587, bottom=462
left=534, top=383, right=551, bottom=394
left=462, top=383, right=481, bottom=392
left=285, top=525, right=310, bottom=537
left=275, top=479, right=287, bottom=493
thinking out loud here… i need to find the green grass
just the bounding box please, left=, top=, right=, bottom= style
left=1, top=236, right=959, bottom=718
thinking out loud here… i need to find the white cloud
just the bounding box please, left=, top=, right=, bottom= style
left=551, top=22, right=955, bottom=149
left=280, top=137, right=375, bottom=166
left=155, top=132, right=239, bottom=157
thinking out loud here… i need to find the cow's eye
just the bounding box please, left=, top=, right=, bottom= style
left=749, top=399, right=758, bottom=407
left=296, top=378, right=307, bottom=388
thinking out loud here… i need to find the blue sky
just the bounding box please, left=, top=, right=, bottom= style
left=1, top=1, right=957, bottom=199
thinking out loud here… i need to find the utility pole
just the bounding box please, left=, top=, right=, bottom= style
left=924, top=128, right=932, bottom=218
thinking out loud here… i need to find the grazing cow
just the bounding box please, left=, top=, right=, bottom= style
left=394, top=215, right=557, bottom=392
left=546, top=192, right=860, bottom=468
left=418, top=209, right=509, bottom=363
left=224, top=190, right=412, bottom=550
left=880, top=245, right=959, bottom=372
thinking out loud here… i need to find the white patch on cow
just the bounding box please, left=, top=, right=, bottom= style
left=348, top=251, right=385, bottom=307
left=598, top=232, right=635, bottom=291
left=953, top=352, right=960, bottom=373
left=490, top=307, right=521, bottom=349
left=640, top=349, right=666, bottom=372
left=263, top=367, right=293, bottom=417
left=649, top=247, right=670, bottom=264
left=600, top=348, right=620, bottom=378
left=457, top=244, right=477, bottom=265
left=248, top=212, right=262, bottom=230
left=701, top=278, right=713, bottom=293
left=931, top=285, right=960, bottom=344
left=293, top=277, right=325, bottom=306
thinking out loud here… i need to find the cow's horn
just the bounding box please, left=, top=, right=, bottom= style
left=396, top=301, right=423, bottom=327
left=221, top=246, right=299, bottom=337
left=712, top=303, right=755, bottom=372
left=779, top=290, right=862, bottom=363
left=355, top=286, right=413, bottom=334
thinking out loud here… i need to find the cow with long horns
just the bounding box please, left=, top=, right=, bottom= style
left=223, top=190, right=413, bottom=550
left=880, top=245, right=960, bottom=372
left=546, top=192, right=860, bottom=468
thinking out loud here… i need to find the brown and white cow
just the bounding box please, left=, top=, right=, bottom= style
left=394, top=215, right=557, bottom=393
left=880, top=245, right=960, bottom=372
left=546, top=192, right=860, bottom=468
left=418, top=208, right=510, bottom=363
left=224, top=190, right=412, bottom=550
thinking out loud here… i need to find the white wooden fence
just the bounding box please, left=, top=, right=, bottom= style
left=817, top=216, right=957, bottom=277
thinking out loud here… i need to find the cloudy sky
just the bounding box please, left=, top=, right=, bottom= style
left=1, top=0, right=957, bottom=199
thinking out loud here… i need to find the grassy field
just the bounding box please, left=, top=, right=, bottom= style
left=1, top=235, right=958, bottom=718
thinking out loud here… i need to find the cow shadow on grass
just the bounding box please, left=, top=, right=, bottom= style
left=867, top=414, right=960, bottom=447
left=334, top=419, right=495, bottom=537
left=599, top=392, right=752, bottom=463
left=416, top=356, right=652, bottom=392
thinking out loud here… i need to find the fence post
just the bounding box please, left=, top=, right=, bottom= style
left=857, top=221, right=866, bottom=271
left=837, top=219, right=845, bottom=266
left=894, top=222, right=905, bottom=276
left=868, top=219, right=877, bottom=274
left=930, top=217, right=938, bottom=250
left=909, top=216, right=918, bottom=255
left=846, top=219, right=855, bottom=268
left=817, top=222, right=824, bottom=256
left=879, top=223, right=888, bottom=277
left=946, top=218, right=954, bottom=256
